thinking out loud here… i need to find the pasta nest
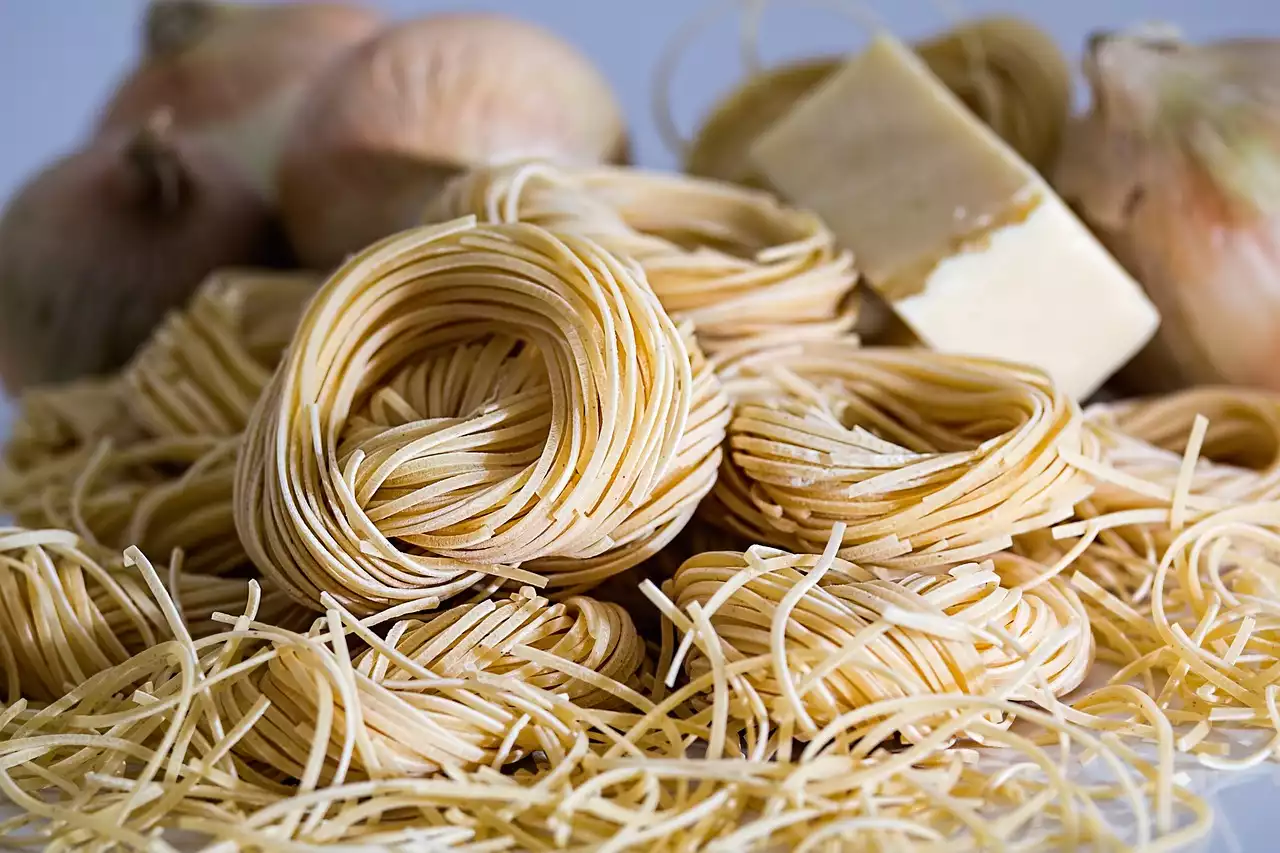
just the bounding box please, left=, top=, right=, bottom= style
left=424, top=161, right=858, bottom=356
left=670, top=543, right=1093, bottom=742
left=1083, top=387, right=1280, bottom=509
left=225, top=588, right=646, bottom=780
left=0, top=527, right=292, bottom=701
left=235, top=218, right=729, bottom=613
left=710, top=342, right=1094, bottom=568
left=0, top=271, right=317, bottom=576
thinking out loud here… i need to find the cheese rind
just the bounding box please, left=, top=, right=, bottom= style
left=749, top=34, right=1159, bottom=399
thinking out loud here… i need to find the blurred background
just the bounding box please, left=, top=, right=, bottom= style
left=3, top=0, right=1280, bottom=206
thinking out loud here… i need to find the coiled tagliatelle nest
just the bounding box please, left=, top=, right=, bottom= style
left=235, top=217, right=729, bottom=614
left=0, top=270, right=317, bottom=575
left=0, top=527, right=292, bottom=701
left=424, top=162, right=858, bottom=356
left=710, top=342, right=1094, bottom=568
left=224, top=587, right=645, bottom=780
left=667, top=540, right=1093, bottom=743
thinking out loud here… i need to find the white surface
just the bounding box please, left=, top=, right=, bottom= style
left=2, top=1, right=1280, bottom=849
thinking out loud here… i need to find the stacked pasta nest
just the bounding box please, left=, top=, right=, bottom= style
left=0, top=164, right=1276, bottom=851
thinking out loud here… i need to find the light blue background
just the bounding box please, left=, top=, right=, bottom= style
left=2, top=2, right=1280, bottom=850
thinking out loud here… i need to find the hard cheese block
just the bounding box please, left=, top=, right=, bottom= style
left=749, top=34, right=1158, bottom=399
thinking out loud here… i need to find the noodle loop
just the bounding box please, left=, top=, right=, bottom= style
left=235, top=218, right=728, bottom=613
left=711, top=342, right=1093, bottom=567
left=426, top=162, right=858, bottom=355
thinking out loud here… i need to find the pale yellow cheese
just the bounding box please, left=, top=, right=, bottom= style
left=749, top=34, right=1159, bottom=399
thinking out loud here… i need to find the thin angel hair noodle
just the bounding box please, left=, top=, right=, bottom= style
left=1019, top=401, right=1280, bottom=762
left=709, top=341, right=1094, bottom=568
left=122, top=269, right=321, bottom=439
left=234, top=216, right=728, bottom=614
left=424, top=160, right=858, bottom=356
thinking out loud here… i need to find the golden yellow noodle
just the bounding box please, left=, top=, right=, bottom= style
left=710, top=341, right=1094, bottom=567
left=0, top=527, right=290, bottom=702
left=0, top=548, right=1209, bottom=851
left=665, top=538, right=1092, bottom=742
left=0, top=271, right=317, bottom=575
left=235, top=218, right=728, bottom=613
left=425, top=161, right=858, bottom=356
left=223, top=587, right=646, bottom=782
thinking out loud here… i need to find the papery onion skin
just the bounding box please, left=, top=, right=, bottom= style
left=277, top=12, right=629, bottom=270
left=0, top=120, right=280, bottom=392
left=1057, top=31, right=1280, bottom=393
left=98, top=0, right=383, bottom=197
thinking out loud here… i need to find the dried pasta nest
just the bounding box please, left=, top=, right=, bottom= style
left=123, top=269, right=320, bottom=438
left=224, top=588, right=647, bottom=781
left=0, top=534, right=1214, bottom=851
left=1, top=377, right=141, bottom=474
left=0, top=271, right=317, bottom=575
left=667, top=540, right=1092, bottom=742
left=710, top=342, right=1094, bottom=568
left=235, top=218, right=729, bottom=614
left=0, top=527, right=292, bottom=701
left=424, top=161, right=858, bottom=356
left=1083, top=387, right=1280, bottom=506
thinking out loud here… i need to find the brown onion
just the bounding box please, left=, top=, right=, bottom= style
left=1056, top=29, right=1280, bottom=393
left=0, top=114, right=280, bottom=392
left=98, top=0, right=382, bottom=197
left=277, top=12, right=629, bottom=269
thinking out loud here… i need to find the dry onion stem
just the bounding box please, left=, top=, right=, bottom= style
left=710, top=341, right=1094, bottom=568
left=0, top=527, right=288, bottom=702
left=425, top=161, right=858, bottom=356
left=0, top=542, right=1211, bottom=851
left=235, top=217, right=729, bottom=614
left=0, top=270, right=316, bottom=575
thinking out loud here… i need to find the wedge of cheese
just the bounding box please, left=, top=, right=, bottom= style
left=749, top=34, right=1158, bottom=399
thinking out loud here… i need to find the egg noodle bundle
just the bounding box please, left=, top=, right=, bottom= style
left=709, top=341, right=1094, bottom=567
left=1083, top=387, right=1280, bottom=506
left=223, top=587, right=646, bottom=782
left=976, top=388, right=1280, bottom=767
left=0, top=527, right=293, bottom=702
left=665, top=537, right=1094, bottom=744
left=235, top=217, right=729, bottom=614
left=124, top=270, right=320, bottom=439
left=0, top=542, right=1211, bottom=851
left=424, top=161, right=858, bottom=355
left=0, top=270, right=317, bottom=575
